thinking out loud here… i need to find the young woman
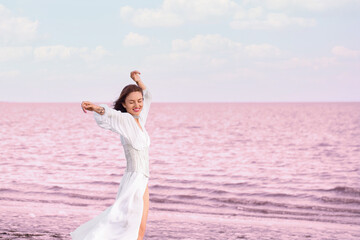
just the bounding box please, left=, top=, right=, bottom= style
left=71, top=70, right=152, bottom=240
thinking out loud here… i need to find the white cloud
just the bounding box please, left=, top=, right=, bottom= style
left=123, top=32, right=150, bottom=46
left=0, top=4, right=38, bottom=43
left=0, top=46, right=32, bottom=61
left=0, top=45, right=109, bottom=62
left=33, top=45, right=109, bottom=61
left=120, top=6, right=133, bottom=18
left=120, top=0, right=238, bottom=27
left=262, top=56, right=338, bottom=70
left=144, top=35, right=241, bottom=73
left=171, top=34, right=282, bottom=59
left=120, top=5, right=183, bottom=27
left=332, top=46, right=360, bottom=58
left=162, top=0, right=237, bottom=20
left=172, top=34, right=242, bottom=53
left=34, top=45, right=86, bottom=60
left=92, top=46, right=110, bottom=57
left=0, top=70, right=20, bottom=78
left=120, top=0, right=319, bottom=29
left=289, top=57, right=337, bottom=70
left=257, top=46, right=359, bottom=70
left=81, top=46, right=111, bottom=61
left=265, top=0, right=358, bottom=11
left=231, top=12, right=316, bottom=29
left=145, top=34, right=284, bottom=74
left=245, top=44, right=282, bottom=58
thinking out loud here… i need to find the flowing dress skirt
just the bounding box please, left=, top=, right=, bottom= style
left=70, top=171, right=149, bottom=240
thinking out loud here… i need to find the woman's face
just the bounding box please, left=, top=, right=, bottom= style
left=122, top=91, right=144, bottom=117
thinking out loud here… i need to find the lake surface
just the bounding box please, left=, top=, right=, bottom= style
left=0, top=102, right=359, bottom=239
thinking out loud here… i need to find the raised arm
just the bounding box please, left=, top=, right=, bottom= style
left=81, top=101, right=130, bottom=136
left=81, top=101, right=105, bottom=114
left=130, top=70, right=147, bottom=91
left=130, top=70, right=152, bottom=125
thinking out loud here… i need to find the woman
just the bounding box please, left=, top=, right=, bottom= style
left=71, top=70, right=152, bottom=240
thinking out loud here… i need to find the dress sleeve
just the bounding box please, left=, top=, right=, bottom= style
left=93, top=103, right=130, bottom=137
left=139, top=88, right=152, bottom=125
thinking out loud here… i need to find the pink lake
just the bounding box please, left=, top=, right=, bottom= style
left=0, top=102, right=360, bottom=239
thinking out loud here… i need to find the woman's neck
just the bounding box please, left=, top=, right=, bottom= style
left=132, top=114, right=140, bottom=119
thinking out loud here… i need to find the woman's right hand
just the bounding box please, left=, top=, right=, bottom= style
left=130, top=70, right=141, bottom=83
left=81, top=101, right=95, bottom=113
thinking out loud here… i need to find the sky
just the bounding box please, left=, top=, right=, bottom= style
left=0, top=0, right=359, bottom=103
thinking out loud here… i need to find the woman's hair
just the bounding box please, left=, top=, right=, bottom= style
left=113, top=84, right=143, bottom=113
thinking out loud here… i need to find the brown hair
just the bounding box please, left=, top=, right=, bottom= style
left=113, top=84, right=143, bottom=112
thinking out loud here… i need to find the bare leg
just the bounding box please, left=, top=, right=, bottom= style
left=137, top=184, right=149, bottom=240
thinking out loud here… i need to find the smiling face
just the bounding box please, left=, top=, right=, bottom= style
left=121, top=91, right=144, bottom=117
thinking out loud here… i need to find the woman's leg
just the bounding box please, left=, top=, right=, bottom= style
left=137, top=184, right=149, bottom=240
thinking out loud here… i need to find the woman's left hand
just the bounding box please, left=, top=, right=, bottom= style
left=130, top=70, right=141, bottom=83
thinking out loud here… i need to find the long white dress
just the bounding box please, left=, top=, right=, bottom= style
left=70, top=88, right=152, bottom=240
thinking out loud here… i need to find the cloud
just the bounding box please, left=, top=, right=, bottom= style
left=161, top=0, right=237, bottom=20
left=0, top=4, right=38, bottom=43
left=332, top=46, right=360, bottom=58
left=231, top=11, right=316, bottom=29
left=123, top=32, right=150, bottom=46
left=120, top=0, right=320, bottom=29
left=120, top=0, right=238, bottom=27
left=120, top=5, right=183, bottom=27
left=33, top=45, right=87, bottom=60
left=171, top=34, right=282, bottom=58
left=144, top=34, right=284, bottom=76
left=172, top=34, right=242, bottom=53
left=0, top=45, right=110, bottom=62
left=248, top=45, right=360, bottom=70
left=0, top=70, right=20, bottom=78
left=147, top=35, right=359, bottom=81
left=81, top=46, right=111, bottom=61
left=245, top=44, right=282, bottom=58
left=264, top=0, right=359, bottom=11
left=0, top=46, right=32, bottom=61
left=33, top=45, right=109, bottom=61
left=282, top=57, right=337, bottom=70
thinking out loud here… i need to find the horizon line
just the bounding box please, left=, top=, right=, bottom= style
left=1, top=101, right=360, bottom=104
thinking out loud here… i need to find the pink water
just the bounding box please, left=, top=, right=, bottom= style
left=1, top=102, right=360, bottom=239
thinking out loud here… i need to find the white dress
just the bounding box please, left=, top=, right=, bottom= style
left=70, top=88, right=152, bottom=240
